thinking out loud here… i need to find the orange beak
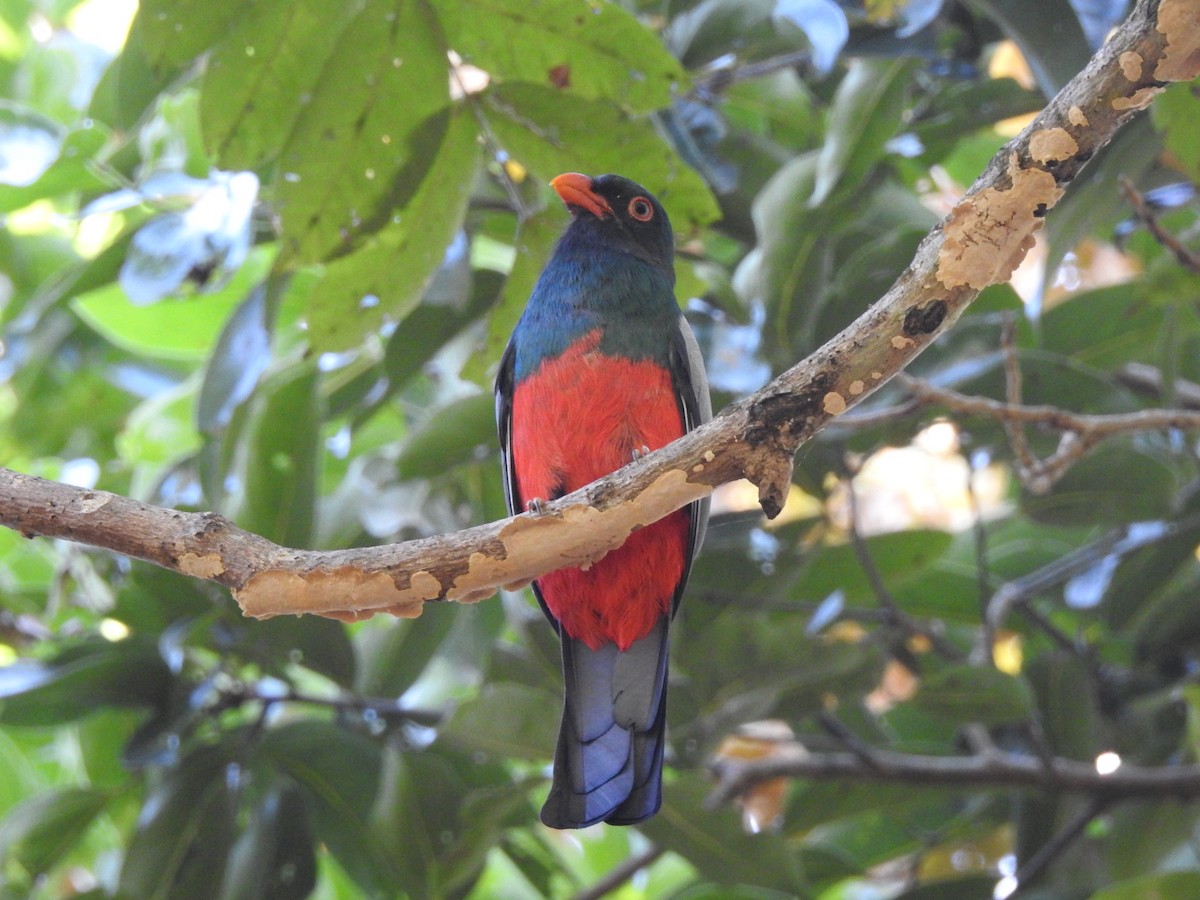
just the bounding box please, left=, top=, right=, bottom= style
left=550, top=172, right=612, bottom=219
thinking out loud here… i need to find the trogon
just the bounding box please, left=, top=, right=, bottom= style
left=495, top=173, right=711, bottom=828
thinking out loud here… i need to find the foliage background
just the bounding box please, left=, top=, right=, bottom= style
left=2, top=0, right=1200, bottom=897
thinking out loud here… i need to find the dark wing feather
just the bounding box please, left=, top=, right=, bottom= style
left=667, top=313, right=712, bottom=614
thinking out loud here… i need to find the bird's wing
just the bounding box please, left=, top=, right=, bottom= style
left=495, top=338, right=520, bottom=518
left=668, top=313, right=712, bottom=612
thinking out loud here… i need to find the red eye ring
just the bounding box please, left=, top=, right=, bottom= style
left=627, top=196, right=654, bottom=222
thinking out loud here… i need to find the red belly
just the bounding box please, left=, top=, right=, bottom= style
left=511, top=331, right=689, bottom=651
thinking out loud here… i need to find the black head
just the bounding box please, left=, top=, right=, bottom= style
left=550, top=173, right=674, bottom=273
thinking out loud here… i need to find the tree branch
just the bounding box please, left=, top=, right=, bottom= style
left=899, top=373, right=1200, bottom=491
left=0, top=0, right=1197, bottom=620
left=707, top=743, right=1200, bottom=808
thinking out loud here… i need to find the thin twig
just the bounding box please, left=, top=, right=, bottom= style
left=1118, top=175, right=1200, bottom=273
left=899, top=374, right=1200, bottom=492
left=708, top=745, right=1200, bottom=808
left=573, top=845, right=666, bottom=900
left=1010, top=797, right=1109, bottom=897
left=690, top=49, right=813, bottom=99
left=965, top=453, right=995, bottom=666
left=817, top=711, right=885, bottom=772
left=843, top=462, right=966, bottom=661
left=1000, top=315, right=1042, bottom=482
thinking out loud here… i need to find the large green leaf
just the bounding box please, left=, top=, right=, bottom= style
left=71, top=246, right=276, bottom=361
left=810, top=57, right=918, bottom=207
left=966, top=0, right=1091, bottom=97
left=274, top=0, right=451, bottom=267
left=219, top=783, right=317, bottom=900
left=0, top=787, right=110, bottom=877
left=1152, top=81, right=1200, bottom=182
left=395, top=392, right=497, bottom=481
left=639, top=773, right=806, bottom=893
left=1093, top=871, right=1200, bottom=900
left=229, top=363, right=321, bottom=548
left=0, top=637, right=171, bottom=726
left=302, top=106, right=480, bottom=351
left=910, top=663, right=1034, bottom=726
left=138, top=0, right=247, bottom=70
left=437, top=0, right=686, bottom=111
left=438, top=682, right=561, bottom=761
left=119, top=743, right=240, bottom=899
left=255, top=721, right=391, bottom=895
left=200, top=3, right=361, bottom=170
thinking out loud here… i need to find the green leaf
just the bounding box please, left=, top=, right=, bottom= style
left=303, top=106, right=480, bottom=351
left=369, top=747, right=509, bottom=898
left=910, top=664, right=1034, bottom=726
left=196, top=282, right=273, bottom=436
left=220, top=783, right=317, bottom=900
left=256, top=721, right=391, bottom=895
left=1093, top=869, right=1200, bottom=899
left=438, top=0, right=687, bottom=111
left=383, top=268, right=505, bottom=389
left=396, top=393, right=497, bottom=481
left=230, top=362, right=322, bottom=548
left=439, top=683, right=561, bottom=761
left=71, top=245, right=276, bottom=361
left=484, top=82, right=721, bottom=229
left=0, top=637, right=171, bottom=726
left=0, top=124, right=110, bottom=212
left=275, top=0, right=451, bottom=266
left=200, top=4, right=360, bottom=169
left=639, top=773, right=805, bottom=892
left=119, top=742, right=240, bottom=900
left=1022, top=441, right=1178, bottom=527
left=1152, top=81, right=1200, bottom=182
left=0, top=787, right=109, bottom=876
left=138, top=0, right=246, bottom=69
left=247, top=616, right=357, bottom=688
left=354, top=603, right=459, bottom=697
left=810, top=57, right=918, bottom=207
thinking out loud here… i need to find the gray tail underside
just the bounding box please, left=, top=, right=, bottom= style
left=540, top=618, right=670, bottom=829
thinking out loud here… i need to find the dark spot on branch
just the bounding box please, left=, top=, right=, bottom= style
left=746, top=373, right=834, bottom=448
left=1033, top=203, right=1048, bottom=218
left=902, top=300, right=948, bottom=335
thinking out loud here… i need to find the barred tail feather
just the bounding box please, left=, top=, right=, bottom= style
left=540, top=621, right=670, bottom=829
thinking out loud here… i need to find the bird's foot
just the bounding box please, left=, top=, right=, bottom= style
left=526, top=498, right=546, bottom=515
left=630, top=444, right=651, bottom=462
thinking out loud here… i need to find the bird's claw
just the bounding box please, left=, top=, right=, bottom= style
left=631, top=444, right=651, bottom=462
left=526, top=498, right=546, bottom=515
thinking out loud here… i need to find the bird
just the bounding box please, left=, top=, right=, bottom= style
left=495, top=172, right=711, bottom=829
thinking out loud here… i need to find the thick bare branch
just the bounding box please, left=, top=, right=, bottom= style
left=0, top=0, right=1197, bottom=620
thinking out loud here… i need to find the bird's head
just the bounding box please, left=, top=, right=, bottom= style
left=550, top=173, right=674, bottom=273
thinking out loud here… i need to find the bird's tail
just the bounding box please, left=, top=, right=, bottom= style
left=540, top=619, right=669, bottom=829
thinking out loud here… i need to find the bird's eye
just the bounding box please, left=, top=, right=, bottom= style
left=627, top=197, right=654, bottom=222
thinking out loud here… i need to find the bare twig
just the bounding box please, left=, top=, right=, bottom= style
left=1000, top=315, right=1043, bottom=484
left=899, top=374, right=1200, bottom=492
left=1117, top=362, right=1200, bottom=409
left=1010, top=797, right=1109, bottom=897
left=1119, top=175, right=1200, bottom=272
left=708, top=744, right=1200, bottom=808
left=843, top=465, right=965, bottom=661
left=573, top=845, right=666, bottom=900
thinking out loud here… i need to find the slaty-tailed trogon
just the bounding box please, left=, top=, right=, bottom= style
left=495, top=173, right=710, bottom=828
